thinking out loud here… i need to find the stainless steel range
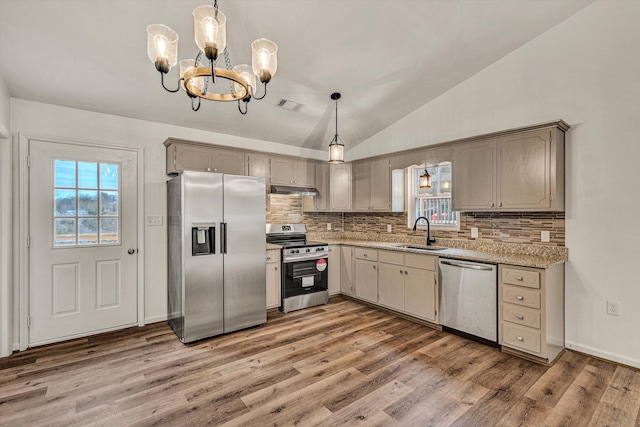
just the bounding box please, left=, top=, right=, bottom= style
left=266, top=224, right=329, bottom=313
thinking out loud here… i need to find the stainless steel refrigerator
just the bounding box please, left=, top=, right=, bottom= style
left=167, top=171, right=266, bottom=343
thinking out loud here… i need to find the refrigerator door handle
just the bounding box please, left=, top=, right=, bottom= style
left=221, top=222, right=228, bottom=254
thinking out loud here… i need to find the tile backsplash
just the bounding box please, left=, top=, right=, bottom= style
left=266, top=195, right=565, bottom=246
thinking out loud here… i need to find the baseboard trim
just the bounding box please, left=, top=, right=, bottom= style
left=566, top=340, right=640, bottom=370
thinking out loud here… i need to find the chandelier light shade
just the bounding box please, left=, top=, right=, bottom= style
left=328, top=92, right=345, bottom=164
left=419, top=164, right=432, bottom=188
left=146, top=0, right=277, bottom=115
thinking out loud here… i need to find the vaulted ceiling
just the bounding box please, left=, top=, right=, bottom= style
left=0, top=0, right=592, bottom=152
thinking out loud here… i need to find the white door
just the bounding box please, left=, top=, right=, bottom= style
left=28, top=139, right=138, bottom=346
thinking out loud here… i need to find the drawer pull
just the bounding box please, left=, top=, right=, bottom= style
left=266, top=257, right=272, bottom=261
left=516, top=314, right=524, bottom=320
left=363, top=254, right=368, bottom=257
left=516, top=295, right=524, bottom=301
left=516, top=276, right=523, bottom=281
left=400, top=270, right=403, bottom=274
left=517, top=336, right=524, bottom=341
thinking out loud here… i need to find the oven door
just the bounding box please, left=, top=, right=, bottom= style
left=282, top=257, right=328, bottom=298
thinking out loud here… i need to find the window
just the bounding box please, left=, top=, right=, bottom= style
left=408, top=162, right=459, bottom=229
left=53, top=160, right=120, bottom=246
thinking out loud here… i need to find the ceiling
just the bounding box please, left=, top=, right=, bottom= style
left=0, top=0, right=592, bottom=153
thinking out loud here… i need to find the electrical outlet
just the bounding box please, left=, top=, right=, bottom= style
left=387, top=224, right=392, bottom=233
left=541, top=230, right=550, bottom=243
left=470, top=227, right=478, bottom=239
left=146, top=215, right=163, bottom=226
left=327, top=223, right=331, bottom=231
left=607, top=301, right=620, bottom=316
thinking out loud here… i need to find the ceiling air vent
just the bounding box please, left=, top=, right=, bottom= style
left=276, top=98, right=304, bottom=112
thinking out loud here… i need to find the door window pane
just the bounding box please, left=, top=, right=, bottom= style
left=54, top=218, right=76, bottom=246
left=55, top=189, right=76, bottom=216
left=52, top=159, right=121, bottom=247
left=100, top=164, right=118, bottom=190
left=100, top=191, right=118, bottom=216
left=78, top=162, right=98, bottom=188
left=54, top=160, right=76, bottom=187
left=79, top=218, right=98, bottom=245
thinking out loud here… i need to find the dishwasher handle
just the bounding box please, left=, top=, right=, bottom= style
left=440, top=260, right=494, bottom=271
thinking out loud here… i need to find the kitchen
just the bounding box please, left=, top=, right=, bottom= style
left=1, top=0, right=640, bottom=425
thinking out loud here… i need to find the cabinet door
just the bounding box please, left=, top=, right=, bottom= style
left=404, top=267, right=436, bottom=321
left=247, top=154, right=270, bottom=180
left=303, top=162, right=328, bottom=212
left=353, top=161, right=372, bottom=211
left=174, top=144, right=212, bottom=172
left=497, top=130, right=551, bottom=210
left=271, top=157, right=295, bottom=184
left=328, top=245, right=341, bottom=295
left=340, top=246, right=354, bottom=295
left=266, top=263, right=281, bottom=309
left=294, top=159, right=315, bottom=186
left=355, top=259, right=378, bottom=303
left=210, top=148, right=245, bottom=175
left=452, top=140, right=496, bottom=211
left=330, top=163, right=352, bottom=211
left=378, top=262, right=405, bottom=311
left=370, top=159, right=391, bottom=211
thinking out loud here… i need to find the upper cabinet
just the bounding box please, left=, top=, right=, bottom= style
left=165, top=139, right=245, bottom=175
left=246, top=153, right=270, bottom=180
left=270, top=156, right=315, bottom=187
left=452, top=124, right=566, bottom=212
left=303, top=162, right=352, bottom=212
left=353, top=158, right=391, bottom=211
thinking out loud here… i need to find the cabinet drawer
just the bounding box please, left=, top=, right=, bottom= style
left=266, top=250, right=280, bottom=264
left=355, top=248, right=378, bottom=261
left=378, top=250, right=404, bottom=265
left=502, top=268, right=540, bottom=289
left=502, top=285, right=540, bottom=309
left=503, top=323, right=541, bottom=354
left=404, top=253, right=437, bottom=271
left=502, top=303, right=541, bottom=329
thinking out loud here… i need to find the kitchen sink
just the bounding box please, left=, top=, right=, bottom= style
left=390, top=244, right=447, bottom=251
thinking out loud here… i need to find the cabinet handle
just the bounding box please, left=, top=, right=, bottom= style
left=516, top=295, right=524, bottom=301
left=373, top=265, right=376, bottom=270
left=516, top=314, right=524, bottom=320
left=404, top=270, right=408, bottom=275
left=498, top=202, right=502, bottom=207
left=363, top=254, right=367, bottom=257
left=516, top=276, right=523, bottom=281
left=517, top=336, right=524, bottom=342
left=266, top=257, right=272, bottom=261
left=400, top=270, right=403, bottom=274
left=490, top=202, right=494, bottom=207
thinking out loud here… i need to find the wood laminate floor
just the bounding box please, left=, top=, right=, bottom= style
left=1, top=297, right=639, bottom=426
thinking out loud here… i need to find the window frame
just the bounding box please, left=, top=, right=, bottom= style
left=406, top=162, right=459, bottom=231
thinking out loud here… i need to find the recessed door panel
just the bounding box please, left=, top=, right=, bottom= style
left=96, top=260, right=120, bottom=309
left=51, top=263, right=80, bottom=316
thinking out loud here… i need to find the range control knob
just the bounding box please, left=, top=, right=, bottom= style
left=305, top=248, right=311, bottom=253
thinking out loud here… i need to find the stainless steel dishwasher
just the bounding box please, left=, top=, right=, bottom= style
left=438, top=259, right=498, bottom=346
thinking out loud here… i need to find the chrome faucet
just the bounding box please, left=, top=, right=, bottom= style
left=413, top=216, right=436, bottom=246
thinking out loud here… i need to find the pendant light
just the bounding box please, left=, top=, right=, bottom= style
left=328, top=92, right=344, bottom=164
left=419, top=164, right=431, bottom=188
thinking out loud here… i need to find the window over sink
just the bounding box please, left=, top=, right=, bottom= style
left=407, top=162, right=459, bottom=230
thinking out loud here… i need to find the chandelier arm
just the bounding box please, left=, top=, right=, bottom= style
left=237, top=101, right=248, bottom=115
left=161, top=73, right=181, bottom=93
left=191, top=97, right=201, bottom=111
left=253, top=82, right=268, bottom=100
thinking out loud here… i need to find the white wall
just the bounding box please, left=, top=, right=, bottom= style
left=9, top=99, right=326, bottom=348
left=351, top=1, right=640, bottom=368
left=0, top=73, right=12, bottom=356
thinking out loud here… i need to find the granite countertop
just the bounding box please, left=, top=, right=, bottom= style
left=266, top=243, right=282, bottom=250
left=318, top=238, right=567, bottom=269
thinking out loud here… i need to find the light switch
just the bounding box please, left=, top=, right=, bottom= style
left=387, top=224, right=392, bottom=233
left=327, top=223, right=332, bottom=231
left=541, top=230, right=550, bottom=242
left=470, top=227, right=478, bottom=239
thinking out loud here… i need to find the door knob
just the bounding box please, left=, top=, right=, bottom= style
left=127, top=248, right=136, bottom=255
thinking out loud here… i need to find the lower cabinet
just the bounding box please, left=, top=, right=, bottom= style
left=378, top=250, right=438, bottom=322
left=328, top=245, right=341, bottom=295
left=340, top=246, right=355, bottom=295
left=498, top=263, right=564, bottom=363
left=354, top=248, right=378, bottom=303
left=266, top=249, right=281, bottom=309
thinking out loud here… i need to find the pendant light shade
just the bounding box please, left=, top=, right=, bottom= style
left=328, top=92, right=344, bottom=164
left=419, top=164, right=431, bottom=188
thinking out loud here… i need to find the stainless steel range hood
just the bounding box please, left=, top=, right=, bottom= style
left=270, top=185, right=320, bottom=197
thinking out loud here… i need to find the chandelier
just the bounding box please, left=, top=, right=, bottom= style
left=328, top=92, right=344, bottom=164
left=146, top=0, right=278, bottom=115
